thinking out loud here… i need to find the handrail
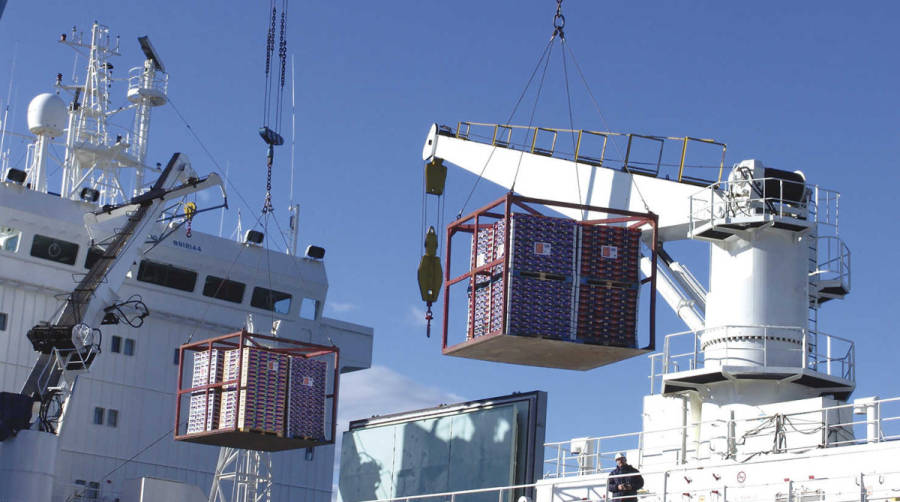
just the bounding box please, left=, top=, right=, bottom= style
left=651, top=324, right=855, bottom=383
left=543, top=395, right=900, bottom=479
left=452, top=122, right=727, bottom=185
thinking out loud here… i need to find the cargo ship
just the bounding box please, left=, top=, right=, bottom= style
left=0, top=21, right=373, bottom=502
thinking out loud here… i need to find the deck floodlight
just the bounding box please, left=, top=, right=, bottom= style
left=80, top=187, right=100, bottom=202
left=305, top=245, right=325, bottom=260
left=245, top=229, right=264, bottom=245
left=5, top=168, right=26, bottom=184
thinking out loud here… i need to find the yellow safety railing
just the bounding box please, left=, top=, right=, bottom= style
left=455, top=122, right=727, bottom=185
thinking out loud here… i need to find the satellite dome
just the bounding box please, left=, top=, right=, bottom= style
left=27, top=93, right=67, bottom=137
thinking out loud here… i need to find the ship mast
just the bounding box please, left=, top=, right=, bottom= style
left=56, top=23, right=167, bottom=205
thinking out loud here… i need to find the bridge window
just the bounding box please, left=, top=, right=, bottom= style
left=30, top=234, right=79, bottom=265
left=93, top=407, right=104, bottom=425
left=203, top=276, right=246, bottom=304
left=299, top=298, right=318, bottom=320
left=251, top=287, right=292, bottom=314
left=137, top=260, right=198, bottom=292
left=0, top=312, right=6, bottom=331
left=111, top=335, right=121, bottom=353
left=124, top=338, right=135, bottom=356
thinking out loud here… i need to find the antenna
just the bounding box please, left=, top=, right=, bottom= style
left=0, top=42, right=17, bottom=171
left=137, top=36, right=166, bottom=72
left=290, top=53, right=296, bottom=206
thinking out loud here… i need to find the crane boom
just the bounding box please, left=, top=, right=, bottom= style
left=422, top=124, right=724, bottom=243
left=18, top=152, right=225, bottom=433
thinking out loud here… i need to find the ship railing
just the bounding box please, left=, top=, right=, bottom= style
left=65, top=480, right=119, bottom=502
left=689, top=178, right=841, bottom=233
left=820, top=396, right=900, bottom=447
left=648, top=325, right=855, bottom=394
left=451, top=121, right=727, bottom=186
left=357, top=481, right=538, bottom=502
left=127, top=65, right=169, bottom=97
left=812, top=235, right=851, bottom=292
left=544, top=422, right=728, bottom=479
left=544, top=396, right=900, bottom=480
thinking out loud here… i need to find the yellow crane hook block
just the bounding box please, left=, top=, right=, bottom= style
left=418, top=226, right=442, bottom=303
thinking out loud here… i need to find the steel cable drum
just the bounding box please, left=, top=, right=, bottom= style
left=763, top=168, right=806, bottom=203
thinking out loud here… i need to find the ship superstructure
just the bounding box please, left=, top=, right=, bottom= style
left=0, top=23, right=373, bottom=502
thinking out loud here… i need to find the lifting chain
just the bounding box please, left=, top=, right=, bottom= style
left=265, top=6, right=276, bottom=76
left=263, top=150, right=274, bottom=213
left=278, top=11, right=287, bottom=89
left=553, top=0, right=565, bottom=39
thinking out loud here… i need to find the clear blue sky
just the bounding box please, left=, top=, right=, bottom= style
left=2, top=0, right=900, bottom=459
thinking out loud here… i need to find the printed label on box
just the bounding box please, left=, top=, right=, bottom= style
left=534, top=242, right=552, bottom=256
left=302, top=376, right=314, bottom=387
left=601, top=245, right=618, bottom=259
left=267, top=361, right=279, bottom=372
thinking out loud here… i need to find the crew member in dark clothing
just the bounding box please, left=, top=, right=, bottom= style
left=608, top=452, right=643, bottom=502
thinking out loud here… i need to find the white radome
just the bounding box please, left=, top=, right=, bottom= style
left=27, top=93, right=67, bottom=137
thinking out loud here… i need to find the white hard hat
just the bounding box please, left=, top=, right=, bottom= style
left=615, top=452, right=626, bottom=460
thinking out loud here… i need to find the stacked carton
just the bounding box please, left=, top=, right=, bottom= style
left=218, top=349, right=241, bottom=430
left=188, top=349, right=224, bottom=433
left=466, top=221, right=506, bottom=339
left=576, top=225, right=641, bottom=346
left=465, top=213, right=642, bottom=347
left=287, top=357, right=327, bottom=440
left=506, top=214, right=576, bottom=340
left=218, top=348, right=289, bottom=435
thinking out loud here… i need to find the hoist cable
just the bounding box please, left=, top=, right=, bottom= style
left=563, top=39, right=652, bottom=213
left=510, top=33, right=555, bottom=193
left=457, top=35, right=556, bottom=218
left=559, top=37, right=582, bottom=207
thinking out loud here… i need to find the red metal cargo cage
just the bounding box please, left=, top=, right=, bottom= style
left=174, top=330, right=339, bottom=452
left=442, top=193, right=658, bottom=370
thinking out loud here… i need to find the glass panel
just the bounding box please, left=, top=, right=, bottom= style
left=251, top=287, right=292, bottom=314
left=203, top=276, right=246, bottom=303
left=30, top=234, right=79, bottom=265
left=107, top=409, right=118, bottom=427
left=124, top=338, right=135, bottom=356
left=0, top=312, right=7, bottom=331
left=299, top=298, right=318, bottom=320
left=0, top=226, right=22, bottom=252
left=111, top=336, right=121, bottom=353
left=93, top=407, right=104, bottom=425
left=137, top=260, right=198, bottom=292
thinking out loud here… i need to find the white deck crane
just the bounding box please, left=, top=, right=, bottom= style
left=423, top=122, right=852, bottom=410
left=2, top=152, right=224, bottom=440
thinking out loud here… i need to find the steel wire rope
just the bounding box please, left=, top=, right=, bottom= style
left=456, top=34, right=556, bottom=218
left=562, top=39, right=652, bottom=213
left=97, top=108, right=291, bottom=479
left=100, top=421, right=182, bottom=480
left=510, top=33, right=556, bottom=194
left=559, top=33, right=582, bottom=207
left=159, top=97, right=287, bottom=347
